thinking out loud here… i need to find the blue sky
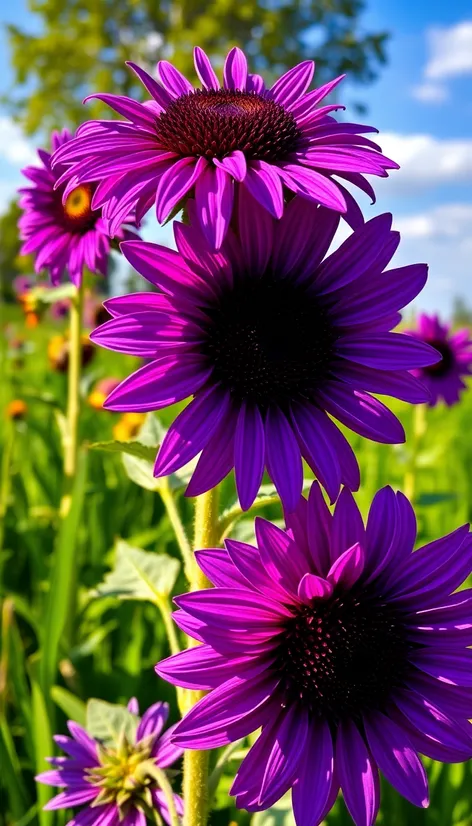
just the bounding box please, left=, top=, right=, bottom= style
left=1, top=0, right=471, bottom=315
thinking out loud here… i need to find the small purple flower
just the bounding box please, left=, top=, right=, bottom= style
left=157, top=483, right=472, bottom=826
left=407, top=313, right=472, bottom=407
left=12, top=274, right=36, bottom=295
left=37, top=700, right=183, bottom=826
left=91, top=195, right=437, bottom=512
left=18, top=129, right=139, bottom=287
left=51, top=47, right=398, bottom=250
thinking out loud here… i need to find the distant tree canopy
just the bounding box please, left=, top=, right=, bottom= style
left=4, top=0, right=389, bottom=136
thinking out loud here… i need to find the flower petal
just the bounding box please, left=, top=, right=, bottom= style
left=337, top=720, right=380, bottom=826
left=364, top=712, right=428, bottom=808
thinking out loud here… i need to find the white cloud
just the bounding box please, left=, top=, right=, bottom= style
left=425, top=20, right=472, bottom=80
left=394, top=204, right=472, bottom=239
left=379, top=133, right=472, bottom=191
left=0, top=117, right=36, bottom=166
left=410, top=82, right=448, bottom=104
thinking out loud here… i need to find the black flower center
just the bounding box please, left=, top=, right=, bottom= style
left=59, top=184, right=98, bottom=232
left=423, top=339, right=454, bottom=378
left=203, top=275, right=337, bottom=408
left=277, top=589, right=411, bottom=722
left=155, top=89, right=301, bottom=161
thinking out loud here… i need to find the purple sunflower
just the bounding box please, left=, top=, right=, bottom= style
left=37, top=699, right=183, bottom=826
left=18, top=129, right=138, bottom=286
left=407, top=313, right=472, bottom=407
left=51, top=47, right=398, bottom=250
left=157, top=483, right=472, bottom=826
left=91, top=194, right=437, bottom=512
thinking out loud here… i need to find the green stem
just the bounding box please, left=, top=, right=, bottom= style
left=148, top=764, right=181, bottom=826
left=159, top=478, right=193, bottom=580
left=0, top=422, right=15, bottom=582
left=182, top=488, right=220, bottom=826
left=403, top=403, right=426, bottom=503
left=60, top=281, right=83, bottom=517
left=154, top=594, right=181, bottom=657
left=207, top=740, right=244, bottom=803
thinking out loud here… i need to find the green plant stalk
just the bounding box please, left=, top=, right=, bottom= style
left=60, top=280, right=83, bottom=517
left=404, top=403, right=427, bottom=503
left=159, top=478, right=193, bottom=579
left=0, top=420, right=15, bottom=586
left=148, top=763, right=181, bottom=826
left=182, top=488, right=219, bottom=826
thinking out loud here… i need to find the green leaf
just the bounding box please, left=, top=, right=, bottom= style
left=51, top=686, right=86, bottom=726
left=94, top=540, right=180, bottom=603
left=253, top=794, right=295, bottom=826
left=0, top=716, right=32, bottom=822
left=89, top=440, right=158, bottom=462
left=86, top=699, right=138, bottom=747
left=39, top=449, right=88, bottom=693
left=417, top=492, right=457, bottom=506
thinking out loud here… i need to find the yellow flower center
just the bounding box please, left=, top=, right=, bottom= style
left=87, top=734, right=158, bottom=815
left=63, top=185, right=94, bottom=221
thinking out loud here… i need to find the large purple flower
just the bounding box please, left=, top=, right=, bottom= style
left=18, top=129, right=138, bottom=286
left=37, top=699, right=183, bottom=826
left=407, top=313, right=472, bottom=407
left=51, top=47, right=398, bottom=250
left=91, top=194, right=437, bottom=511
left=157, top=484, right=472, bottom=826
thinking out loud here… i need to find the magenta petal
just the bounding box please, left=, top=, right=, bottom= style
left=259, top=705, right=309, bottom=806
left=214, top=151, right=247, bottom=182
left=126, top=62, right=172, bottom=108
left=102, top=355, right=211, bottom=412
left=186, top=407, right=237, bottom=498
left=44, top=788, right=98, bottom=810
left=330, top=488, right=365, bottom=563
left=223, top=47, right=248, bottom=91
left=235, top=403, right=265, bottom=512
left=238, top=185, right=274, bottom=273
left=328, top=542, right=365, bottom=588
left=136, top=702, right=169, bottom=742
left=156, top=61, right=193, bottom=97
left=195, top=547, right=249, bottom=589
left=337, top=720, right=380, bottom=826
left=244, top=162, right=284, bottom=219
left=196, top=164, right=234, bottom=250
left=193, top=46, right=220, bottom=90
left=298, top=573, right=333, bottom=602
left=364, top=712, right=429, bottom=809
left=306, top=481, right=332, bottom=576
left=268, top=61, right=315, bottom=108
left=156, top=157, right=207, bottom=224
left=174, top=588, right=291, bottom=625
left=277, top=164, right=347, bottom=212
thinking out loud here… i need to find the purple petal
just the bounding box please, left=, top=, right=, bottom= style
left=83, top=93, right=156, bottom=129
left=331, top=488, right=365, bottom=563
left=306, top=481, right=332, bottom=576
left=120, top=240, right=210, bottom=300
left=126, top=62, right=172, bottom=108
left=394, top=690, right=472, bottom=758
left=328, top=542, right=365, bottom=588
left=364, top=712, right=428, bottom=808
left=316, top=213, right=393, bottom=293
left=298, top=573, right=333, bottom=602
left=174, top=587, right=291, bottom=626
left=223, top=47, right=248, bottom=91
left=265, top=407, right=303, bottom=513
left=272, top=199, right=339, bottom=279
left=277, top=163, right=347, bottom=212
left=195, top=547, right=250, bottom=589
left=336, top=332, right=440, bottom=371
left=136, top=702, right=169, bottom=742
left=255, top=517, right=306, bottom=595
left=337, top=720, right=380, bottom=826
left=196, top=164, right=234, bottom=250
left=238, top=185, right=274, bottom=273
left=214, top=150, right=247, bottom=182
left=225, top=538, right=293, bottom=603
left=244, top=162, right=284, bottom=219
left=44, top=788, right=98, bottom=810
left=153, top=724, right=184, bottom=768
left=186, top=407, right=237, bottom=498
left=292, top=720, right=334, bottom=826
left=156, top=61, right=193, bottom=97
left=194, top=47, right=220, bottom=90
left=268, top=61, right=315, bottom=108
left=411, top=648, right=472, bottom=687
left=156, top=157, right=207, bottom=224
left=318, top=383, right=405, bottom=444
left=235, top=403, right=265, bottom=512
left=258, top=705, right=309, bottom=806
left=157, top=644, right=264, bottom=690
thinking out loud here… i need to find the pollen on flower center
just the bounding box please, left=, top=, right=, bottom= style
left=155, top=89, right=301, bottom=161
left=61, top=184, right=97, bottom=231
left=422, top=339, right=453, bottom=378
left=203, top=274, right=337, bottom=408
left=87, top=735, right=157, bottom=811
left=278, top=589, right=411, bottom=721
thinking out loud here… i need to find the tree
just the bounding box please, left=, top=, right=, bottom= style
left=4, top=0, right=389, bottom=136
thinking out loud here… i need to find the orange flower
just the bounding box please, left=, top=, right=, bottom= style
left=112, top=413, right=146, bottom=441
left=6, top=400, right=28, bottom=420
left=88, top=378, right=121, bottom=410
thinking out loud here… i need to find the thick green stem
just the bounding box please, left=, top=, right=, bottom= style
left=182, top=488, right=220, bottom=826
left=403, top=403, right=426, bottom=503
left=60, top=281, right=83, bottom=517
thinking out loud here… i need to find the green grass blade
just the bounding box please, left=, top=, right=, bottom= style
left=50, top=686, right=86, bottom=727
left=31, top=676, right=54, bottom=826
left=0, top=715, right=32, bottom=822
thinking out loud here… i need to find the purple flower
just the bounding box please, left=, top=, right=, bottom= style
left=157, top=483, right=472, bottom=826
left=37, top=700, right=183, bottom=826
left=407, top=313, right=472, bottom=407
left=91, top=194, right=436, bottom=511
left=18, top=129, right=139, bottom=287
left=51, top=47, right=398, bottom=250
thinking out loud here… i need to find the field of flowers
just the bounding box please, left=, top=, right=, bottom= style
left=1, top=38, right=472, bottom=826
left=2, top=290, right=472, bottom=826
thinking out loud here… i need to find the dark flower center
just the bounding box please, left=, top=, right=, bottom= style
left=203, top=274, right=337, bottom=408
left=423, top=339, right=454, bottom=378
left=278, top=589, right=411, bottom=722
left=59, top=184, right=98, bottom=232
left=155, top=89, right=301, bottom=161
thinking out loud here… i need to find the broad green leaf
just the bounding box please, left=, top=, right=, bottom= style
left=90, top=440, right=157, bottom=462
left=39, top=449, right=88, bottom=693
left=51, top=686, right=86, bottom=726
left=94, top=540, right=180, bottom=602
left=253, top=794, right=295, bottom=826
left=86, top=699, right=138, bottom=747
